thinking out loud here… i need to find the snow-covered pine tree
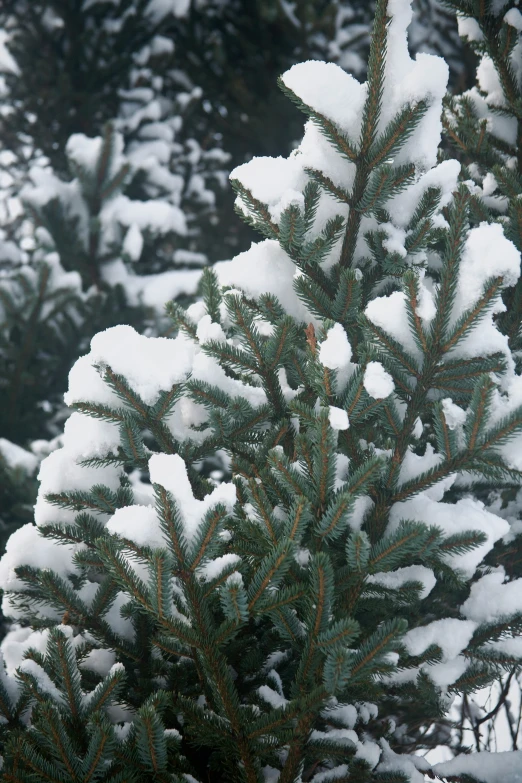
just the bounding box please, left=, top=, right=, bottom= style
left=0, top=124, right=205, bottom=562
left=1, top=0, right=522, bottom=781
left=20, top=123, right=202, bottom=302
left=0, top=1, right=468, bottom=266
left=0, top=0, right=228, bottom=553
left=171, top=0, right=469, bottom=257
left=443, top=0, right=522, bottom=362
left=0, top=0, right=229, bottom=262
left=332, top=0, right=468, bottom=85
left=0, top=238, right=85, bottom=556
left=440, top=0, right=522, bottom=752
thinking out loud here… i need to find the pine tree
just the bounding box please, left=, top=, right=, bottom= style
left=0, top=124, right=207, bottom=565
left=0, top=1, right=469, bottom=268
left=0, top=0, right=227, bottom=553
left=443, top=0, right=522, bottom=362
left=0, top=241, right=85, bottom=559
left=440, top=0, right=522, bottom=752
left=170, top=0, right=470, bottom=256
left=1, top=1, right=522, bottom=781
left=332, top=0, right=469, bottom=86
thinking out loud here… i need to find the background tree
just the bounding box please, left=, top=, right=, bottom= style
left=437, top=0, right=522, bottom=753
left=0, top=0, right=227, bottom=548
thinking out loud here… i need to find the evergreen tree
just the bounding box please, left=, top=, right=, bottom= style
left=0, top=0, right=227, bottom=549
left=170, top=0, right=470, bottom=255
left=0, top=1, right=521, bottom=780
left=0, top=1, right=468, bottom=267
left=440, top=0, right=522, bottom=751
left=0, top=124, right=208, bottom=556
left=443, top=0, right=522, bottom=362
left=0, top=241, right=84, bottom=553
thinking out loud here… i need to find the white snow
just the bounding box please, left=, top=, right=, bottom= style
left=426, top=655, right=469, bottom=689
left=196, top=554, right=241, bottom=582
left=146, top=0, right=190, bottom=22
left=432, top=751, right=522, bottom=783
left=441, top=398, right=466, bottom=430
left=64, top=353, right=120, bottom=409
left=403, top=618, right=476, bottom=660
left=80, top=647, right=117, bottom=676
left=102, top=194, right=186, bottom=238
left=357, top=702, right=378, bottom=723
left=389, top=161, right=461, bottom=228
left=348, top=496, right=374, bottom=533
left=139, top=269, right=202, bottom=309
left=190, top=351, right=267, bottom=409
left=298, top=121, right=356, bottom=208
left=0, top=30, right=19, bottom=74
left=311, top=728, right=358, bottom=746
left=319, top=324, right=352, bottom=369
left=365, top=291, right=419, bottom=357
left=231, top=156, right=306, bottom=222
left=485, top=375, right=522, bottom=471
left=19, top=658, right=64, bottom=701
left=456, top=223, right=520, bottom=313
left=62, top=412, right=120, bottom=459
left=22, top=169, right=89, bottom=248
left=367, top=565, right=436, bottom=599
left=388, top=496, right=509, bottom=579
left=505, top=9, right=522, bottom=31
left=381, top=0, right=449, bottom=172
left=461, top=569, right=522, bottom=624
left=382, top=223, right=407, bottom=258
left=376, top=739, right=424, bottom=783
left=321, top=702, right=358, bottom=729
left=398, top=443, right=445, bottom=489
left=311, top=766, right=349, bottom=783
left=457, top=16, right=484, bottom=42
left=67, top=325, right=195, bottom=407
left=355, top=741, right=381, bottom=769
left=34, top=444, right=121, bottom=528
left=1, top=626, right=57, bottom=674
left=281, top=61, right=366, bottom=141
left=101, top=259, right=202, bottom=310
left=363, top=362, right=394, bottom=399
left=215, top=240, right=314, bottom=325
left=483, top=636, right=522, bottom=659
left=478, top=56, right=507, bottom=107
left=103, top=591, right=135, bottom=641
left=0, top=439, right=38, bottom=473
left=148, top=454, right=236, bottom=545
left=0, top=525, right=80, bottom=619
left=123, top=224, right=144, bottom=261
left=328, top=406, right=349, bottom=430
left=482, top=172, right=498, bottom=196
left=66, top=132, right=125, bottom=181
left=196, top=314, right=226, bottom=345
left=258, top=684, right=288, bottom=709
left=107, top=505, right=164, bottom=550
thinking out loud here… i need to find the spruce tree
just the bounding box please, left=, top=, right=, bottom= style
left=1, top=1, right=522, bottom=781
left=443, top=0, right=522, bottom=362
left=0, top=1, right=468, bottom=267
left=441, top=0, right=522, bottom=752
left=169, top=0, right=470, bottom=256
left=0, top=123, right=207, bottom=556
left=0, top=0, right=227, bottom=549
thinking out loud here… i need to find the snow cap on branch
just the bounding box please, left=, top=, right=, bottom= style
left=149, top=453, right=236, bottom=544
